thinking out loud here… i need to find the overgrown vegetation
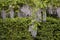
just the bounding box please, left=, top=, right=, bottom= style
left=0, top=0, right=60, bottom=40
left=0, top=17, right=60, bottom=40
left=0, top=0, right=60, bottom=11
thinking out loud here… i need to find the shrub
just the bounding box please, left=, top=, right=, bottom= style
left=0, top=18, right=33, bottom=40
left=37, top=17, right=60, bottom=40
left=0, top=17, right=60, bottom=40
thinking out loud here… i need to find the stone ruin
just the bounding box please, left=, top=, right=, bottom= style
left=1, top=9, right=6, bottom=19
left=1, top=4, right=60, bottom=38
left=9, top=5, right=14, bottom=18
left=20, top=5, right=32, bottom=17
left=56, top=7, right=60, bottom=18
left=46, top=5, right=60, bottom=18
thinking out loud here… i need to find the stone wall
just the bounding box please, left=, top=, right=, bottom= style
left=46, top=6, right=60, bottom=18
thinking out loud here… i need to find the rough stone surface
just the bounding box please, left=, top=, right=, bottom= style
left=1, top=9, right=6, bottom=19
left=43, top=12, right=46, bottom=22
left=47, top=7, right=53, bottom=15
left=20, top=5, right=31, bottom=17
left=9, top=7, right=14, bottom=18
left=36, top=9, right=42, bottom=22
left=29, top=24, right=37, bottom=37
left=56, top=7, right=60, bottom=18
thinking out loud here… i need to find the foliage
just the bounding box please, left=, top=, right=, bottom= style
left=0, top=0, right=60, bottom=9
left=0, top=17, right=60, bottom=40
left=37, top=17, right=60, bottom=40
left=0, top=18, right=33, bottom=40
